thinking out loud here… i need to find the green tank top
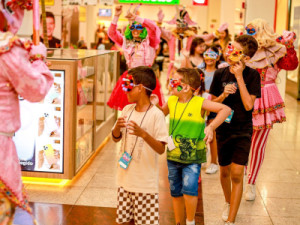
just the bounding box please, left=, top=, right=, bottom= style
left=167, top=95, right=207, bottom=164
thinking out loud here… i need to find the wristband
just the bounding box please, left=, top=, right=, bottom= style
left=112, top=131, right=122, bottom=139
left=30, top=54, right=51, bottom=66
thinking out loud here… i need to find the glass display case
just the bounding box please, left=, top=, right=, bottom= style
left=19, top=49, right=119, bottom=179
left=287, top=0, right=300, bottom=99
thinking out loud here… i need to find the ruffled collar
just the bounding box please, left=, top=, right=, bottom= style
left=246, top=43, right=286, bottom=69
left=0, top=31, right=31, bottom=54
left=171, top=29, right=195, bottom=40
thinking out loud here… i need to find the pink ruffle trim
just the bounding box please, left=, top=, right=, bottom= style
left=252, top=84, right=286, bottom=130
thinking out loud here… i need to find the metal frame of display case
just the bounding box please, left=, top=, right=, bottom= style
left=22, top=49, right=119, bottom=179
left=286, top=0, right=300, bottom=99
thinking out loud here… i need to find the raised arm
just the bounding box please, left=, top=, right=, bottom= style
left=276, top=31, right=299, bottom=70
left=160, top=27, right=172, bottom=43
left=1, top=43, right=53, bottom=102
left=156, top=9, right=172, bottom=43
left=232, top=62, right=260, bottom=111
left=135, top=16, right=161, bottom=49
left=194, top=22, right=229, bottom=43
left=108, top=6, right=124, bottom=47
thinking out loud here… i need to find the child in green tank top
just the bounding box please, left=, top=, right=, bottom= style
left=160, top=68, right=231, bottom=225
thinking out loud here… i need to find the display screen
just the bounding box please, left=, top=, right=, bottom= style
left=14, top=70, right=65, bottom=173
left=118, top=0, right=179, bottom=5
left=99, top=8, right=112, bottom=17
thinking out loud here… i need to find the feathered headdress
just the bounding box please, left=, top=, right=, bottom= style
left=167, top=6, right=197, bottom=28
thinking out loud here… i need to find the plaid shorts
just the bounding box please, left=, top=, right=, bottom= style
left=116, top=187, right=159, bottom=225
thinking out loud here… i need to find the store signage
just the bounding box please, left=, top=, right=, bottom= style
left=79, top=6, right=86, bottom=22
left=43, top=0, right=55, bottom=6
left=14, top=70, right=65, bottom=173
left=193, top=0, right=208, bottom=6
left=118, top=0, right=179, bottom=5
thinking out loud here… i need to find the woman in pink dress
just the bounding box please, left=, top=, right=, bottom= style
left=107, top=5, right=164, bottom=110
left=0, top=0, right=53, bottom=224
left=244, top=19, right=299, bottom=201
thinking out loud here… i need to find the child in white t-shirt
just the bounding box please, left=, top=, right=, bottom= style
left=112, top=66, right=168, bottom=225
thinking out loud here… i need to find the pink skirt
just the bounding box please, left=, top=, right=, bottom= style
left=107, top=71, right=165, bottom=111
left=0, top=135, right=32, bottom=214
left=252, top=84, right=286, bottom=130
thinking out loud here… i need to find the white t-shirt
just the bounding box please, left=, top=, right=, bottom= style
left=116, top=104, right=168, bottom=194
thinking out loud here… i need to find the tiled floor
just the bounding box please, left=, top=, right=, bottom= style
left=15, top=142, right=204, bottom=225
left=201, top=93, right=300, bottom=225
left=14, top=69, right=300, bottom=225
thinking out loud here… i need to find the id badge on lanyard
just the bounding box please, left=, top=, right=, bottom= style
left=119, top=152, right=132, bottom=169
left=225, top=110, right=234, bottom=123
left=118, top=104, right=152, bottom=169
left=167, top=135, right=176, bottom=151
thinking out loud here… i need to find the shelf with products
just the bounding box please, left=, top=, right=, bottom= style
left=19, top=49, right=119, bottom=179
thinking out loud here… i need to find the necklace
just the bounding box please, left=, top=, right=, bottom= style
left=171, top=96, right=194, bottom=135
left=124, top=104, right=152, bottom=158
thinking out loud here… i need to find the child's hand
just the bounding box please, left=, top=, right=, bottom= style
left=115, top=116, right=127, bottom=129
left=230, top=61, right=244, bottom=78
left=127, top=120, right=146, bottom=138
left=204, top=125, right=214, bottom=145
left=223, top=84, right=237, bottom=97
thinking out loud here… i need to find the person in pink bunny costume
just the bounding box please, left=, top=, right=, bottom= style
left=107, top=4, right=164, bottom=110
left=244, top=19, right=298, bottom=201
left=0, top=0, right=53, bottom=224
left=157, top=7, right=229, bottom=80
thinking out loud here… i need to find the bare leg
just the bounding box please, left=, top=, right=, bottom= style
left=184, top=194, right=198, bottom=222
left=220, top=165, right=231, bottom=203
left=210, top=131, right=218, bottom=164
left=227, top=163, right=245, bottom=222
left=172, top=196, right=185, bottom=224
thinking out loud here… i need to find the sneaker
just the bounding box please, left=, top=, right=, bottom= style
left=222, top=202, right=230, bottom=221
left=205, top=163, right=219, bottom=174
left=224, top=222, right=235, bottom=225
left=245, top=184, right=256, bottom=201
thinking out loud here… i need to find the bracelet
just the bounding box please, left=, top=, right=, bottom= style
left=112, top=131, right=122, bottom=139
left=30, top=54, right=51, bottom=67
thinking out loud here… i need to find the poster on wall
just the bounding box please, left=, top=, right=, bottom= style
left=14, top=70, right=65, bottom=173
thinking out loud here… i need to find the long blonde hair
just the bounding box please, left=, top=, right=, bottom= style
left=247, top=18, right=278, bottom=48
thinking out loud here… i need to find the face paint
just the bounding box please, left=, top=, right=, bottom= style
left=169, top=78, right=183, bottom=92
left=122, top=75, right=134, bottom=92
left=122, top=74, right=153, bottom=93
left=203, top=49, right=218, bottom=60
left=245, top=24, right=256, bottom=36
left=226, top=43, right=244, bottom=62
left=129, top=24, right=144, bottom=31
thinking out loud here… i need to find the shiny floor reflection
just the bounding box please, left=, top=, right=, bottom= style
left=14, top=153, right=204, bottom=225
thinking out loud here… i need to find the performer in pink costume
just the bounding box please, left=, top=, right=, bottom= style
left=244, top=19, right=299, bottom=201
left=157, top=7, right=228, bottom=79
left=107, top=5, right=164, bottom=110
left=0, top=0, right=53, bottom=223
